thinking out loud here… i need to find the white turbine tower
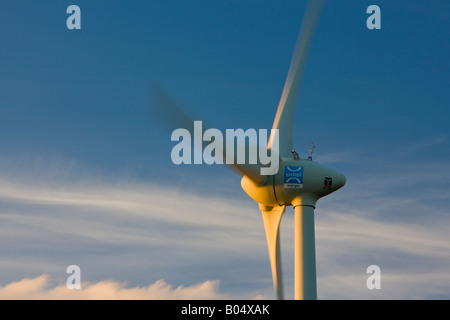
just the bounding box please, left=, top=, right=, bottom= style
left=150, top=0, right=345, bottom=300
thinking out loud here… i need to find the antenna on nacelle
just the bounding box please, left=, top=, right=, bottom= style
left=308, top=141, right=315, bottom=161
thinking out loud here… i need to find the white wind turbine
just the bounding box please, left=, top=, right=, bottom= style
left=150, top=0, right=345, bottom=300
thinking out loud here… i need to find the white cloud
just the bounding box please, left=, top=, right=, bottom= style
left=0, top=275, right=236, bottom=300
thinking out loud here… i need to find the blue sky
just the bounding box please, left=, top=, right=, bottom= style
left=0, top=0, right=449, bottom=299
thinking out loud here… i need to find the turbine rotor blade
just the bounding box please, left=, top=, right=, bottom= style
left=268, top=0, right=325, bottom=157
left=260, top=205, right=286, bottom=300
left=148, top=84, right=267, bottom=184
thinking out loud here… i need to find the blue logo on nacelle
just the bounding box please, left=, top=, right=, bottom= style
left=284, top=166, right=303, bottom=188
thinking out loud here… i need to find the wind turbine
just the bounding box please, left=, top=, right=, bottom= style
left=150, top=0, right=345, bottom=300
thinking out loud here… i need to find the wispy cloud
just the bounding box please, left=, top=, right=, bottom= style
left=313, top=208, right=450, bottom=299
left=0, top=158, right=271, bottom=299
left=308, top=137, right=450, bottom=299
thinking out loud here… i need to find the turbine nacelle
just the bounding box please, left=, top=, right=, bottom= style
left=241, top=158, right=346, bottom=208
